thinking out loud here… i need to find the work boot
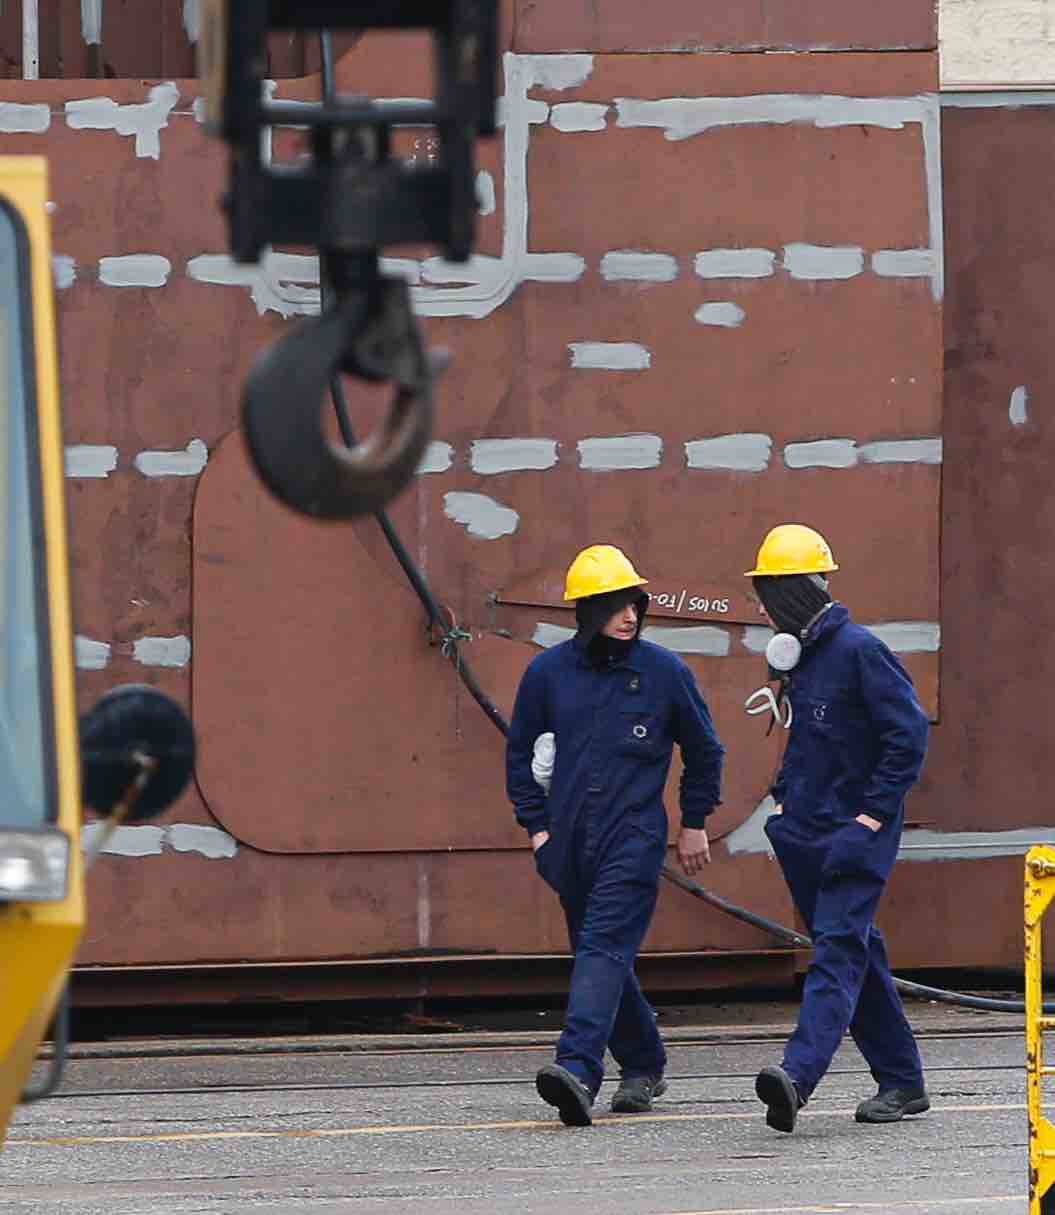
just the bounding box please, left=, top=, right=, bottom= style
left=536, top=1063, right=594, bottom=1127
left=611, top=1072, right=668, bottom=1113
left=855, top=1085, right=930, bottom=1123
left=755, top=1064, right=804, bottom=1133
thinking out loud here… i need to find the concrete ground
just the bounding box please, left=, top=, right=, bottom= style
left=0, top=1001, right=1035, bottom=1214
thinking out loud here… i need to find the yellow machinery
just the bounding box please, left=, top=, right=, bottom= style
left=1027, top=847, right=1055, bottom=1214
left=0, top=158, right=194, bottom=1146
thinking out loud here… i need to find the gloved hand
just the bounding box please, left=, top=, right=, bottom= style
left=532, top=732, right=555, bottom=794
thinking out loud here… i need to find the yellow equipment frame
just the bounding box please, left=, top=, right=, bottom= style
left=0, top=158, right=84, bottom=1146
left=1026, top=846, right=1055, bottom=1214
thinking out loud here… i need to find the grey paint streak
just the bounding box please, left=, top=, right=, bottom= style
left=600, top=251, right=678, bottom=282
left=52, top=256, right=76, bottom=289
left=134, top=636, right=191, bottom=668
left=615, top=94, right=930, bottom=141
left=867, top=622, right=940, bottom=653
left=724, top=797, right=777, bottom=857
left=99, top=255, right=171, bottom=288
left=578, top=434, right=663, bottom=471
left=694, top=302, right=746, bottom=327
left=75, top=636, right=111, bottom=671
left=187, top=252, right=321, bottom=318
left=476, top=169, right=496, bottom=216
left=742, top=626, right=774, bottom=654
left=81, top=0, right=102, bottom=44
left=872, top=249, right=935, bottom=278
left=642, top=625, right=731, bottom=656
left=168, top=824, right=237, bottom=859
left=0, top=103, right=50, bottom=133
left=550, top=102, right=608, bottom=132
left=470, top=438, right=558, bottom=475
left=1010, top=385, right=1029, bottom=426
left=784, top=438, right=858, bottom=469
left=941, top=92, right=1055, bottom=108
left=783, top=243, right=864, bottom=280
left=531, top=623, right=576, bottom=649
left=442, top=492, right=519, bottom=539
left=685, top=433, right=771, bottom=472
left=569, top=342, right=651, bottom=370
left=920, top=98, right=944, bottom=301
left=522, top=253, right=587, bottom=282
left=898, top=827, right=1055, bottom=861
left=81, top=822, right=238, bottom=859
left=134, top=439, right=208, bottom=477
left=66, top=82, right=180, bottom=160
left=65, top=445, right=117, bottom=478
left=695, top=249, right=775, bottom=279
left=859, top=438, right=942, bottom=464
left=417, top=441, right=454, bottom=475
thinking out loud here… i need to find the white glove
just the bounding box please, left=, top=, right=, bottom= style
left=531, top=732, right=555, bottom=794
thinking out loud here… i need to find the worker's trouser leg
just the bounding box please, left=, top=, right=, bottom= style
left=557, top=826, right=666, bottom=1097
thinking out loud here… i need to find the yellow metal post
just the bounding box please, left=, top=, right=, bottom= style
left=1026, top=847, right=1055, bottom=1214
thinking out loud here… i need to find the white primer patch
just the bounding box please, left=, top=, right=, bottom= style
left=187, top=251, right=320, bottom=318
left=531, top=623, right=576, bottom=649
left=694, top=302, right=746, bottom=328
left=525, top=54, right=595, bottom=92
left=417, top=441, right=454, bottom=475
left=133, top=636, right=191, bottom=668
left=685, top=434, right=771, bottom=472
left=859, top=438, right=942, bottom=465
left=642, top=625, right=731, bottom=657
left=65, top=445, right=117, bottom=478
left=522, top=253, right=587, bottom=283
left=167, top=824, right=237, bottom=859
left=99, top=255, right=172, bottom=288
left=578, top=434, right=663, bottom=471
left=742, top=626, right=774, bottom=654
left=66, top=82, right=180, bottom=160
left=442, top=492, right=519, bottom=539
left=52, top=256, right=76, bottom=290
left=134, top=439, right=208, bottom=477
left=601, top=251, right=678, bottom=282
left=1010, top=385, right=1029, bottom=426
left=476, top=170, right=496, bottom=216
left=695, top=249, right=776, bottom=279
left=867, top=622, right=941, bottom=653
left=182, top=0, right=201, bottom=43
left=75, top=636, right=111, bottom=671
left=899, top=827, right=1055, bottom=862
left=550, top=102, right=608, bottom=132
left=724, top=796, right=777, bottom=857
left=569, top=342, right=651, bottom=371
left=783, top=244, right=865, bottom=281
left=0, top=103, right=50, bottom=133
left=82, top=822, right=238, bottom=860
left=872, top=249, right=935, bottom=278
left=417, top=858, right=431, bottom=950
left=470, top=438, right=558, bottom=475
left=784, top=439, right=859, bottom=469
left=81, top=0, right=102, bottom=43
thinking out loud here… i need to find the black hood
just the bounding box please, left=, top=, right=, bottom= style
left=575, top=587, right=649, bottom=666
left=753, top=574, right=831, bottom=640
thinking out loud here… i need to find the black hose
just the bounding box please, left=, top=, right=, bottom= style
left=21, top=984, right=70, bottom=1102
left=316, top=30, right=1046, bottom=1019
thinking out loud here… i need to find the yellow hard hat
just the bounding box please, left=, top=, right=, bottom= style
left=564, top=544, right=649, bottom=601
left=745, top=524, right=838, bottom=577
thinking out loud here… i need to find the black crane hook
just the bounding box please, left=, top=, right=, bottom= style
left=241, top=275, right=441, bottom=519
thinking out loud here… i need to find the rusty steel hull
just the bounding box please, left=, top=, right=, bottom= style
left=0, top=6, right=1044, bottom=1001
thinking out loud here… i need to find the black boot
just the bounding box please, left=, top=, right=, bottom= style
left=855, top=1085, right=930, bottom=1123
left=536, top=1064, right=594, bottom=1126
left=611, top=1072, right=668, bottom=1113
left=755, top=1065, right=804, bottom=1133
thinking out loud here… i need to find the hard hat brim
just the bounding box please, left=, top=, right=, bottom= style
left=562, top=576, right=649, bottom=602
left=744, top=562, right=839, bottom=577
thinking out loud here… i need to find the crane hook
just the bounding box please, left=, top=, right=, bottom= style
left=241, top=277, right=439, bottom=520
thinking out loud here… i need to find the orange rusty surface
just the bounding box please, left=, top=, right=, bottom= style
left=0, top=43, right=964, bottom=977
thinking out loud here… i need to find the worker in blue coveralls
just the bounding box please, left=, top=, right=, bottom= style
left=506, top=543, right=725, bottom=1127
left=746, top=524, right=930, bottom=1133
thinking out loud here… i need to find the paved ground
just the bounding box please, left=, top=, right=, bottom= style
left=0, top=1002, right=1034, bottom=1214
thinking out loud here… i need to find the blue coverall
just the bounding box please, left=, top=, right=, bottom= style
left=763, top=603, right=929, bottom=1100
left=507, top=634, right=724, bottom=1097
